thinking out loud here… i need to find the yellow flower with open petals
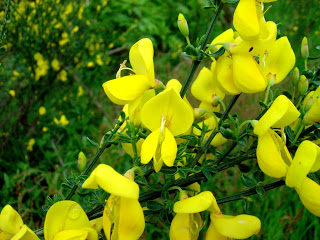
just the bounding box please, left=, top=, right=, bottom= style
left=82, top=165, right=144, bottom=240
left=0, top=205, right=39, bottom=240
left=140, top=88, right=194, bottom=172
left=103, top=38, right=155, bottom=105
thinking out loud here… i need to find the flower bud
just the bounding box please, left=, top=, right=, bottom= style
left=78, top=151, right=87, bottom=172
left=177, top=13, right=189, bottom=37
left=292, top=67, right=300, bottom=86
left=193, top=108, right=207, bottom=119
left=298, top=75, right=308, bottom=96
left=301, top=37, right=309, bottom=60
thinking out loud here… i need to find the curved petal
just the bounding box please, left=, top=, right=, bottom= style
left=205, top=222, right=228, bottom=240
left=256, top=130, right=288, bottom=178
left=262, top=37, right=296, bottom=84
left=161, top=128, right=177, bottom=167
left=90, top=217, right=103, bottom=234
left=44, top=201, right=92, bottom=240
left=102, top=75, right=151, bottom=105
left=233, top=0, right=260, bottom=41
left=210, top=28, right=235, bottom=49
left=254, top=95, right=300, bottom=136
left=296, top=177, right=320, bottom=217
left=173, top=191, right=217, bottom=213
left=122, top=138, right=144, bottom=158
left=169, top=213, right=191, bottom=240
left=233, top=53, right=267, bottom=94
left=52, top=228, right=98, bottom=240
left=129, top=38, right=155, bottom=86
left=212, top=213, right=261, bottom=239
left=82, top=164, right=139, bottom=199
left=0, top=205, right=24, bottom=235
left=215, top=56, right=241, bottom=95
left=286, top=141, right=319, bottom=189
left=140, top=129, right=160, bottom=164
left=118, top=198, right=145, bottom=240
left=11, top=225, right=40, bottom=240
left=102, top=201, right=113, bottom=240
left=191, top=67, right=215, bottom=103
left=141, top=88, right=194, bottom=136
left=303, top=90, right=320, bottom=125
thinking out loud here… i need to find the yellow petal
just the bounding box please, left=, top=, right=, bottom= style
left=256, top=130, right=288, bottom=178
left=212, top=213, right=261, bottom=239
left=52, top=228, right=97, bottom=240
left=210, top=28, right=235, bottom=52
left=11, top=225, right=40, bottom=240
left=169, top=213, right=191, bottom=240
left=141, top=88, right=194, bottom=136
left=262, top=37, right=296, bottom=84
left=90, top=217, right=103, bottom=234
left=233, top=0, right=260, bottom=41
left=286, top=141, right=320, bottom=189
left=174, top=191, right=218, bottom=213
left=128, top=89, right=155, bottom=126
left=82, top=164, right=139, bottom=199
left=215, top=56, right=241, bottom=95
left=102, top=75, right=151, bottom=105
left=0, top=205, right=24, bottom=235
left=303, top=88, right=320, bottom=125
left=231, top=21, right=277, bottom=57
left=129, top=38, right=155, bottom=86
left=122, top=138, right=144, bottom=158
left=205, top=222, right=228, bottom=240
left=296, top=177, right=320, bottom=217
left=254, top=95, right=300, bottom=136
left=118, top=198, right=145, bottom=240
left=102, top=202, right=113, bottom=240
left=140, top=129, right=160, bottom=165
left=44, top=201, right=92, bottom=240
left=233, top=53, right=267, bottom=93
left=161, top=128, right=177, bottom=167
left=191, top=67, right=225, bottom=103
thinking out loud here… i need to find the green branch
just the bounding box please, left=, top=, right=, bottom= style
left=0, top=0, right=11, bottom=44
left=179, top=1, right=224, bottom=98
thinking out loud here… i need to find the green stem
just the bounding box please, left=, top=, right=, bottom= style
left=179, top=1, right=224, bottom=98
left=186, top=36, right=191, bottom=45
left=216, top=141, right=237, bottom=165
left=216, top=180, right=285, bottom=204
left=187, top=94, right=241, bottom=168
left=263, top=82, right=272, bottom=104
left=0, top=0, right=11, bottom=44
left=292, top=121, right=304, bottom=144
left=65, top=120, right=124, bottom=200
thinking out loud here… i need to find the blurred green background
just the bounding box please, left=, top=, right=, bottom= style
left=0, top=0, right=319, bottom=239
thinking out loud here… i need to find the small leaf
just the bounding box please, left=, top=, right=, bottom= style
left=86, top=137, right=99, bottom=146
left=209, top=47, right=225, bottom=58
left=284, top=126, right=294, bottom=142
left=213, top=112, right=223, bottom=118
left=161, top=166, right=178, bottom=175
left=42, top=205, right=51, bottom=212
left=147, top=201, right=163, bottom=211
left=253, top=170, right=265, bottom=183
left=202, top=169, right=211, bottom=181
left=241, top=175, right=256, bottom=187
left=148, top=183, right=163, bottom=191
left=177, top=168, right=187, bottom=178
left=46, top=196, right=54, bottom=205
left=238, top=164, right=251, bottom=173
left=256, top=186, right=266, bottom=196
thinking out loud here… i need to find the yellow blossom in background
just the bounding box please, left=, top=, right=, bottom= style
left=57, top=69, right=67, bottom=82
left=71, top=26, right=79, bottom=35
left=9, top=90, right=15, bottom=97
left=59, top=32, right=70, bottom=46
left=34, top=52, right=49, bottom=81
left=42, top=127, right=48, bottom=132
left=108, top=42, right=114, bottom=49
left=77, top=86, right=84, bottom=97
left=27, top=138, right=35, bottom=151
left=39, top=106, right=46, bottom=115
left=13, top=70, right=20, bottom=77
left=51, top=59, right=60, bottom=71
left=87, top=61, right=94, bottom=68
left=54, top=115, right=69, bottom=126
left=96, top=54, right=104, bottom=66
left=54, top=22, right=63, bottom=29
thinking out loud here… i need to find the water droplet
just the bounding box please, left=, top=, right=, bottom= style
left=67, top=204, right=81, bottom=220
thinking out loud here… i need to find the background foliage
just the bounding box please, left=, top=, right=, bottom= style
left=0, top=0, right=319, bottom=239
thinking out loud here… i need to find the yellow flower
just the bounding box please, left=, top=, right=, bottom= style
left=77, top=86, right=84, bottom=97
left=58, top=70, right=68, bottom=82
left=27, top=138, right=35, bottom=151
left=102, top=38, right=155, bottom=105
left=87, top=61, right=95, bottom=68
left=44, top=201, right=98, bottom=240
left=303, top=86, right=320, bottom=125
left=39, top=106, right=46, bottom=115
left=0, top=205, right=39, bottom=240
left=140, top=88, right=194, bottom=172
left=82, top=164, right=145, bottom=239
left=42, top=127, right=48, bottom=132
left=60, top=115, right=69, bottom=126
left=9, top=90, right=15, bottom=97
left=51, top=59, right=60, bottom=71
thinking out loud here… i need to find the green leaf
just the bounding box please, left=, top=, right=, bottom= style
left=238, top=164, right=251, bottom=173
left=208, top=47, right=225, bottom=58
left=240, top=174, right=256, bottom=187
left=203, top=169, right=211, bottom=181
left=256, top=186, right=266, bottom=196
left=148, top=183, right=163, bottom=191
left=146, top=201, right=163, bottom=211
left=86, top=137, right=99, bottom=146
left=0, top=46, right=6, bottom=53
left=222, top=0, right=239, bottom=3
left=161, top=166, right=178, bottom=175
left=284, top=126, right=294, bottom=142
left=177, top=168, right=187, bottom=178
left=253, top=170, right=265, bottom=183
left=42, top=205, right=51, bottom=212
left=185, top=45, right=198, bottom=56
